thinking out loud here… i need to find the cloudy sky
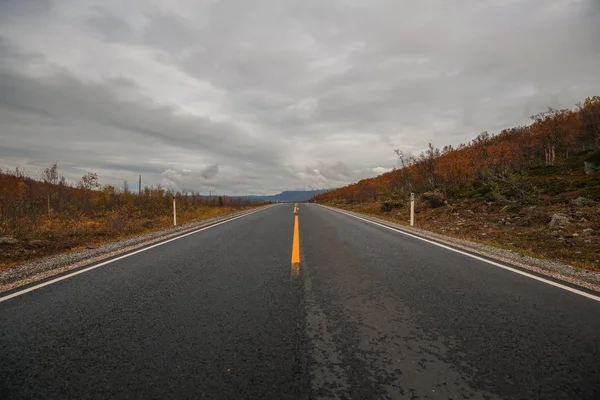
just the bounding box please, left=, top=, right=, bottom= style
left=0, top=0, right=599, bottom=194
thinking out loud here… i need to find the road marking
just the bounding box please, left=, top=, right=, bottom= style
left=291, top=215, right=300, bottom=277
left=0, top=206, right=275, bottom=303
left=293, top=203, right=298, bottom=213
left=319, top=205, right=600, bottom=302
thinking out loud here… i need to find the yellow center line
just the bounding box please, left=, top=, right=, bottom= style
left=291, top=215, right=300, bottom=277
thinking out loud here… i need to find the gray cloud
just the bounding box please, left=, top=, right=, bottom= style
left=87, top=13, right=133, bottom=43
left=1, top=0, right=599, bottom=194
left=200, top=163, right=219, bottom=179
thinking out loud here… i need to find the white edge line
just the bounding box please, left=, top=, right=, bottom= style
left=0, top=205, right=276, bottom=303
left=317, top=204, right=600, bottom=302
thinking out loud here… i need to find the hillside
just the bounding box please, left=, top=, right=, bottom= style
left=315, top=96, right=600, bottom=270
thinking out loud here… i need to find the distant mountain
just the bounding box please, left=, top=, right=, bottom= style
left=243, top=189, right=333, bottom=202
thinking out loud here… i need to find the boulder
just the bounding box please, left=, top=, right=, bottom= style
left=584, top=151, right=600, bottom=175
left=548, top=213, right=569, bottom=230
left=571, top=197, right=594, bottom=207
left=0, top=237, right=19, bottom=245
left=421, top=192, right=446, bottom=208
left=24, top=240, right=47, bottom=249
left=584, top=161, right=600, bottom=175
left=380, top=201, right=402, bottom=212
left=142, top=221, right=154, bottom=229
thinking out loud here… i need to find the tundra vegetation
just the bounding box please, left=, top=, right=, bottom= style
left=315, top=96, right=600, bottom=270
left=0, top=166, right=257, bottom=269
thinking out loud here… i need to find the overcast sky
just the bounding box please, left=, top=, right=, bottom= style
left=0, top=0, right=599, bottom=194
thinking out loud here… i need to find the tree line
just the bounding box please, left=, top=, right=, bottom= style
left=0, top=164, right=250, bottom=238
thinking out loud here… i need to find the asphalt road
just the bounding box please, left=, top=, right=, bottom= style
left=1, top=203, right=599, bottom=399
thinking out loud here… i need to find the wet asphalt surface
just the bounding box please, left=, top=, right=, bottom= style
left=1, top=203, right=599, bottom=399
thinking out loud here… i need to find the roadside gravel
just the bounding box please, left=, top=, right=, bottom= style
left=0, top=206, right=270, bottom=293
left=324, top=205, right=600, bottom=293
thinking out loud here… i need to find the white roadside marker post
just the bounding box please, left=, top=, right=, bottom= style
left=410, top=192, right=415, bottom=227
left=173, top=195, right=177, bottom=227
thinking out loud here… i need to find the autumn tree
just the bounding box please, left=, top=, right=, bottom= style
left=530, top=107, right=574, bottom=166
left=418, top=143, right=439, bottom=191
left=41, top=163, right=67, bottom=215
left=41, top=163, right=60, bottom=186
left=577, top=96, right=600, bottom=150
left=393, top=149, right=414, bottom=196
left=79, top=172, right=100, bottom=190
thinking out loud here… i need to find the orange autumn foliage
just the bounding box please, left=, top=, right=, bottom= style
left=0, top=165, right=253, bottom=239
left=316, top=96, right=600, bottom=204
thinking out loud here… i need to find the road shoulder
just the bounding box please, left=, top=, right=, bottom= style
left=0, top=206, right=272, bottom=294
left=319, top=204, right=600, bottom=293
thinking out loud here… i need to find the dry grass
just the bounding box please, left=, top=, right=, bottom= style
left=0, top=165, right=263, bottom=269
left=0, top=206, right=255, bottom=270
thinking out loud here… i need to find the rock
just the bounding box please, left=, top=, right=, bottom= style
left=583, top=228, right=593, bottom=233
left=571, top=197, right=594, bottom=207
left=548, top=213, right=569, bottom=229
left=0, top=237, right=19, bottom=245
left=584, top=151, right=600, bottom=174
left=380, top=201, right=402, bottom=212
left=24, top=240, right=47, bottom=249
left=421, top=192, right=447, bottom=208
left=584, top=161, right=600, bottom=175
